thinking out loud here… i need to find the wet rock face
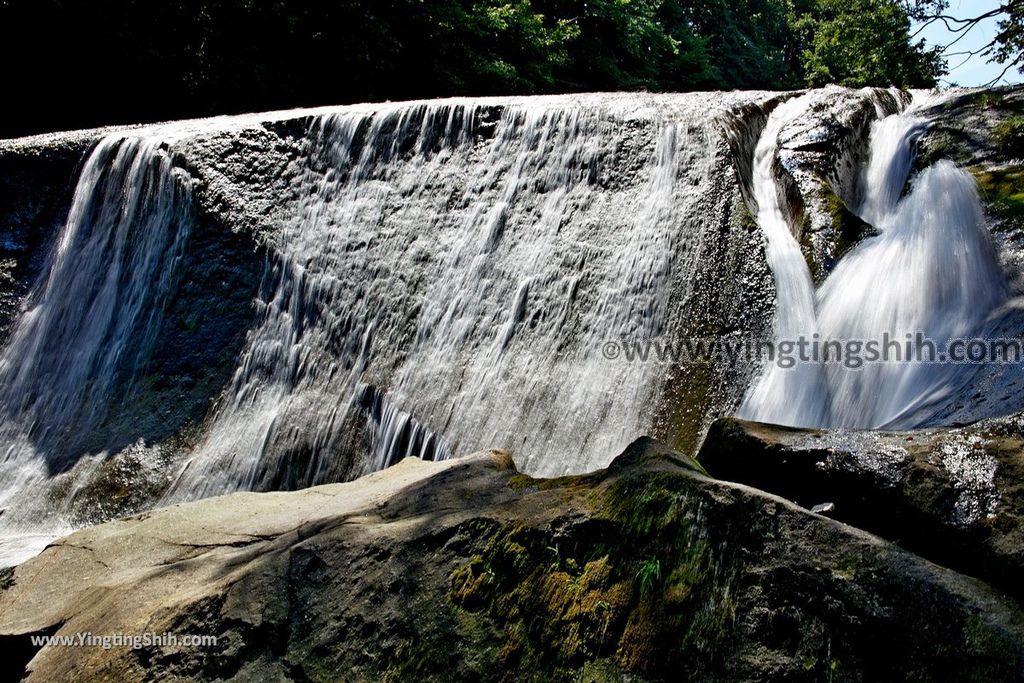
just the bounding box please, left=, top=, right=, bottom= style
left=4, top=87, right=1005, bottom=506
left=722, top=88, right=902, bottom=283
left=916, top=87, right=1024, bottom=273
left=2, top=439, right=1022, bottom=682
left=698, top=417, right=1024, bottom=604
left=769, top=86, right=906, bottom=281
left=0, top=134, right=99, bottom=345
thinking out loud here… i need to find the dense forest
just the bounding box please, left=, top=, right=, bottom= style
left=2, top=0, right=944, bottom=137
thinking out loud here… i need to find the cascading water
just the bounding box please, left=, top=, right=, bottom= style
left=0, top=93, right=761, bottom=565
left=737, top=94, right=828, bottom=427
left=741, top=93, right=1012, bottom=429
left=164, top=105, right=480, bottom=501
left=165, top=99, right=719, bottom=499
left=0, top=136, right=193, bottom=563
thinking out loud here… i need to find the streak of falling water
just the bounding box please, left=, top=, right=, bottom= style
left=380, top=111, right=698, bottom=477
left=737, top=94, right=828, bottom=426
left=857, top=112, right=926, bottom=227
left=817, top=123, right=1008, bottom=428
left=164, top=105, right=477, bottom=501
left=0, top=136, right=193, bottom=563
left=742, top=94, right=1010, bottom=429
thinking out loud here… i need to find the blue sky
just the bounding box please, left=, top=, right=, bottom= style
left=914, top=0, right=1022, bottom=86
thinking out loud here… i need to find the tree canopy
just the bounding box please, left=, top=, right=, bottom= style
left=1, top=0, right=946, bottom=137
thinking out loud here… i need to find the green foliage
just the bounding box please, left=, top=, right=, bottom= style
left=991, top=5, right=1024, bottom=80
left=794, top=0, right=944, bottom=87
left=904, top=1, right=1024, bottom=84
left=0, top=0, right=946, bottom=137
left=636, top=557, right=662, bottom=594
left=973, top=165, right=1024, bottom=222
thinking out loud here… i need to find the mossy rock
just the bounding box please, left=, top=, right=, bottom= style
left=3, top=443, right=1024, bottom=682
left=995, top=116, right=1024, bottom=159
left=973, top=165, right=1024, bottom=226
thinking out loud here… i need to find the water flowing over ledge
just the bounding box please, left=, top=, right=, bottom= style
left=1, top=87, right=1020, bottom=566
left=0, top=93, right=781, bottom=562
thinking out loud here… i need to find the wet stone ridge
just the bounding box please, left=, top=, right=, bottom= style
left=770, top=86, right=905, bottom=281
left=698, top=417, right=1024, bottom=607
left=906, top=86, right=1024, bottom=426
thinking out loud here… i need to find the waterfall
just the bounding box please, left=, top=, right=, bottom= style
left=5, top=87, right=1007, bottom=568
left=0, top=92, right=761, bottom=548
left=857, top=112, right=926, bottom=226
left=0, top=136, right=193, bottom=564
left=357, top=383, right=453, bottom=471
left=164, top=99, right=720, bottom=499
left=737, top=94, right=829, bottom=426
left=742, top=94, right=1011, bottom=429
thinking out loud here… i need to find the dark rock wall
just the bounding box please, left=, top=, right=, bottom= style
left=0, top=135, right=95, bottom=344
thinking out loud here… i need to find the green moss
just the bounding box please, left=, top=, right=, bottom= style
left=599, top=475, right=737, bottom=669
left=449, top=555, right=494, bottom=610
left=919, top=130, right=959, bottom=167
left=961, top=613, right=1021, bottom=680
left=663, top=359, right=713, bottom=459
left=798, top=208, right=822, bottom=283
left=506, top=474, right=535, bottom=492
left=739, top=200, right=758, bottom=233
left=831, top=560, right=857, bottom=582
left=439, top=470, right=741, bottom=680
left=824, top=186, right=874, bottom=261
left=447, top=528, right=635, bottom=677
left=995, top=116, right=1024, bottom=160
left=600, top=474, right=690, bottom=537
left=965, top=91, right=1004, bottom=110
left=507, top=471, right=597, bottom=494
left=972, top=165, right=1024, bottom=224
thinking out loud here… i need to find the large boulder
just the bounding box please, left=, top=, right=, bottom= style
left=698, top=417, right=1024, bottom=604
left=1, top=438, right=1022, bottom=682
